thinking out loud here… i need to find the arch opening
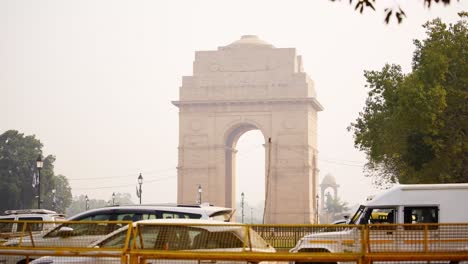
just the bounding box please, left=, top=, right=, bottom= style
left=224, top=124, right=266, bottom=220
left=234, top=130, right=265, bottom=223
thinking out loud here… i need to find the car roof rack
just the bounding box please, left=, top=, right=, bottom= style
left=104, top=202, right=216, bottom=208
left=4, top=209, right=58, bottom=215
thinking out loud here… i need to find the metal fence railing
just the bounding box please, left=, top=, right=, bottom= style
left=0, top=221, right=468, bottom=264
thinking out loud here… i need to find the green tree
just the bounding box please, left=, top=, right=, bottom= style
left=66, top=195, right=108, bottom=217
left=112, top=192, right=134, bottom=205
left=324, top=193, right=349, bottom=220
left=65, top=192, right=134, bottom=218
left=349, top=13, right=468, bottom=185
left=41, top=174, right=73, bottom=214
left=0, top=130, right=72, bottom=212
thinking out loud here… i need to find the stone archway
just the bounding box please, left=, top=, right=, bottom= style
left=224, top=122, right=266, bottom=210
left=173, top=35, right=323, bottom=224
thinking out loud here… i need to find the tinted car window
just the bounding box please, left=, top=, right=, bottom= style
left=403, top=206, right=438, bottom=230
left=116, top=213, right=156, bottom=222
left=155, top=211, right=201, bottom=219
left=17, top=217, right=43, bottom=232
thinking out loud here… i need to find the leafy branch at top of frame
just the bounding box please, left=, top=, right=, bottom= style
left=329, top=0, right=456, bottom=24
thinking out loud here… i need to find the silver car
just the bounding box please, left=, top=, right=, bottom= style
left=30, top=219, right=276, bottom=264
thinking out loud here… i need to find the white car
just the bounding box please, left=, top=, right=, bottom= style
left=0, top=209, right=65, bottom=244
left=30, top=219, right=276, bottom=264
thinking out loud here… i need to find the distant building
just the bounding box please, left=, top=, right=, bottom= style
left=320, top=173, right=339, bottom=211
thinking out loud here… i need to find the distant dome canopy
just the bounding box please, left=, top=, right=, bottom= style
left=225, top=35, right=274, bottom=49
left=321, top=174, right=337, bottom=186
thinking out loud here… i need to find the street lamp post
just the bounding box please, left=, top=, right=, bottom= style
left=85, top=195, right=89, bottom=210
left=137, top=173, right=143, bottom=204
left=36, top=155, right=43, bottom=209
left=197, top=184, right=202, bottom=204
left=241, top=192, right=245, bottom=223
left=112, top=192, right=115, bottom=205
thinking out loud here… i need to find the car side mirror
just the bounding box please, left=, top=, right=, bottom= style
left=57, top=226, right=74, bottom=237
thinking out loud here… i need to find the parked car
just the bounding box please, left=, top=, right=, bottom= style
left=0, top=203, right=233, bottom=264
left=30, top=219, right=276, bottom=264
left=0, top=209, right=65, bottom=244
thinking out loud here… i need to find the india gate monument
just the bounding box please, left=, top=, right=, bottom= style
left=172, top=35, right=323, bottom=224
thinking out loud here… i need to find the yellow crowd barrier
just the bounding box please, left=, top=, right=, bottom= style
left=0, top=220, right=467, bottom=264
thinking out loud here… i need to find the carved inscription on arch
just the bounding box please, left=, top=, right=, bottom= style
left=185, top=78, right=289, bottom=100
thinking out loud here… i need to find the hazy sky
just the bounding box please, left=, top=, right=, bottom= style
left=1, top=0, right=466, bottom=210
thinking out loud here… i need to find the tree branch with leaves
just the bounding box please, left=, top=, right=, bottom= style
left=330, top=0, right=457, bottom=23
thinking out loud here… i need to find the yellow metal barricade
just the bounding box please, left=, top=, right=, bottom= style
left=365, top=223, right=468, bottom=263
left=1, top=221, right=468, bottom=264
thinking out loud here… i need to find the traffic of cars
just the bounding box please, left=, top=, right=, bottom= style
left=0, top=203, right=240, bottom=264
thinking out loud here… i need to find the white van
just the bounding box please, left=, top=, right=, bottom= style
left=290, top=183, right=468, bottom=263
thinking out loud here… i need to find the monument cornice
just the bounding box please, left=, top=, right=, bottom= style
left=172, top=97, right=324, bottom=111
